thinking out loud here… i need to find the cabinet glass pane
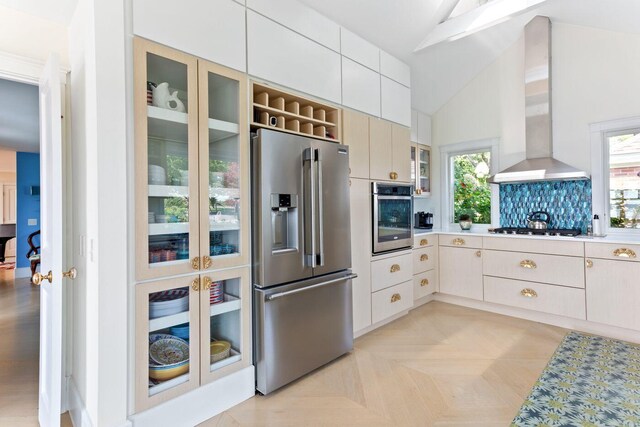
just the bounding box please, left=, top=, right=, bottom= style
left=410, top=146, right=416, bottom=183
left=419, top=147, right=431, bottom=193
left=206, top=72, right=241, bottom=259
left=146, top=53, right=192, bottom=267
left=207, top=277, right=242, bottom=372
left=147, top=285, right=192, bottom=396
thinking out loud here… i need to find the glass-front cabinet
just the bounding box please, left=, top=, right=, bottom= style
left=133, top=38, right=250, bottom=412
left=412, top=144, right=431, bottom=197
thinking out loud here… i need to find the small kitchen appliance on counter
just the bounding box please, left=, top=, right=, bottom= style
left=414, top=211, right=433, bottom=229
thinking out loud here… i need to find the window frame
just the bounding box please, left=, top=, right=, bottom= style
left=439, top=138, right=500, bottom=229
left=591, top=116, right=640, bottom=235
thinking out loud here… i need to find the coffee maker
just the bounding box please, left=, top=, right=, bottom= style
left=415, top=212, right=433, bottom=229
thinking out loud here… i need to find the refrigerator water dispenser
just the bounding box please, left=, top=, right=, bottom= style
left=271, top=193, right=298, bottom=252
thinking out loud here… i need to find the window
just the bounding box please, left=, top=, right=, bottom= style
left=440, top=139, right=499, bottom=227
left=606, top=129, right=640, bottom=229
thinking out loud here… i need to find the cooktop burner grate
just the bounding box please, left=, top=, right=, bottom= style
left=490, top=227, right=581, bottom=237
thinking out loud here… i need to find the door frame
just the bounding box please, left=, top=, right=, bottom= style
left=0, top=50, right=73, bottom=412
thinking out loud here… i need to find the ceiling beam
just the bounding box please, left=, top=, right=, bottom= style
left=414, top=0, right=548, bottom=52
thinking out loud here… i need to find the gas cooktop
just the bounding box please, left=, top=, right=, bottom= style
left=489, top=227, right=581, bottom=237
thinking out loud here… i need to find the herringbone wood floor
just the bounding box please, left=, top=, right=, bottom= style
left=201, top=301, right=566, bottom=427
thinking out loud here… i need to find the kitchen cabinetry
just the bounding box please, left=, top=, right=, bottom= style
left=371, top=251, right=414, bottom=324
left=413, top=235, right=438, bottom=299
left=369, top=120, right=411, bottom=182
left=380, top=76, right=411, bottom=127
left=133, top=38, right=251, bottom=411
left=342, top=110, right=370, bottom=179
left=586, top=243, right=640, bottom=330
left=342, top=57, right=381, bottom=117
left=350, top=178, right=372, bottom=333
left=410, top=110, right=431, bottom=146
left=439, top=237, right=483, bottom=300
left=411, top=144, right=431, bottom=196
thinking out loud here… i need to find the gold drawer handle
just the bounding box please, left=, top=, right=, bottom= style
left=475, top=250, right=482, bottom=258
left=519, top=259, right=537, bottom=269
left=416, top=188, right=422, bottom=195
left=452, top=238, right=465, bottom=246
left=420, top=279, right=429, bottom=287
left=191, top=278, right=200, bottom=291
left=202, top=255, right=212, bottom=269
left=614, top=248, right=637, bottom=259
left=202, top=276, right=212, bottom=291
left=420, top=239, right=428, bottom=246
left=390, top=293, right=401, bottom=303
left=520, top=288, right=538, bottom=298
left=390, top=264, right=401, bottom=273
left=586, top=259, right=593, bottom=268
left=191, top=257, right=200, bottom=270
left=420, top=254, right=429, bottom=262
left=389, top=171, right=398, bottom=180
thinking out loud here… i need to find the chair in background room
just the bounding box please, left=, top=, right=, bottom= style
left=27, top=230, right=41, bottom=281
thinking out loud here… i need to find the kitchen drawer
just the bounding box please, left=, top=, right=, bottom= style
left=439, top=234, right=482, bottom=249
left=413, top=246, right=436, bottom=274
left=372, top=280, right=413, bottom=324
left=585, top=242, right=640, bottom=263
left=483, top=250, right=585, bottom=288
left=484, top=276, right=586, bottom=320
left=414, top=234, right=437, bottom=248
left=483, top=236, right=584, bottom=257
left=414, top=270, right=437, bottom=300
left=371, top=253, right=413, bottom=292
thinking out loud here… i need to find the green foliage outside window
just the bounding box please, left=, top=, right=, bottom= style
left=453, top=152, right=491, bottom=224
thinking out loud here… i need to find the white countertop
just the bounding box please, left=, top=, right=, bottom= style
left=414, top=227, right=640, bottom=245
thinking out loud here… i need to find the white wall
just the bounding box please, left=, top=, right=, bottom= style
left=431, top=23, right=640, bottom=227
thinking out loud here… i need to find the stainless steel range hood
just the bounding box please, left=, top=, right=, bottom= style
left=488, top=16, right=589, bottom=184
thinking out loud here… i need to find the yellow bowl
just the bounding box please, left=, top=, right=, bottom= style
left=149, top=362, right=189, bottom=381
left=210, top=341, right=231, bottom=363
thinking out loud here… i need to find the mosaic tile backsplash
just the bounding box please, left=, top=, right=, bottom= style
left=500, top=180, right=592, bottom=232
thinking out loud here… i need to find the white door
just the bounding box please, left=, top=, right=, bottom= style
left=37, top=54, right=64, bottom=427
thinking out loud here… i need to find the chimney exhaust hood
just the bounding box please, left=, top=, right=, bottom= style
left=488, top=16, right=589, bottom=184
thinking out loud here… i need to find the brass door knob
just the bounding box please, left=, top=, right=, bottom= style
left=63, top=268, right=77, bottom=279
left=33, top=271, right=53, bottom=286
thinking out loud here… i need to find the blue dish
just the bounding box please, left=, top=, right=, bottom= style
left=170, top=323, right=190, bottom=340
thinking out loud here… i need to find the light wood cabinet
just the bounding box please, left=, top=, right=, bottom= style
left=349, top=178, right=371, bottom=333
left=369, top=119, right=411, bottom=182
left=343, top=110, right=370, bottom=179
left=372, top=280, right=413, bottom=324
left=392, top=125, right=411, bottom=183
left=439, top=246, right=483, bottom=300
left=371, top=253, right=413, bottom=292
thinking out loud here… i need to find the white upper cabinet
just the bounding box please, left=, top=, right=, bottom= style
left=247, top=0, right=340, bottom=52
left=417, top=112, right=431, bottom=146
left=342, top=57, right=381, bottom=117
left=132, top=0, right=246, bottom=72
left=340, top=28, right=380, bottom=72
left=410, top=110, right=418, bottom=142
left=381, top=77, right=411, bottom=127
left=380, top=50, right=411, bottom=87
left=247, top=11, right=342, bottom=104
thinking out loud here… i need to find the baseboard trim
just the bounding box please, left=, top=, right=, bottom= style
left=433, top=293, right=640, bottom=344
left=68, top=378, right=94, bottom=427
left=128, top=366, right=254, bottom=427
left=15, top=267, right=31, bottom=278
left=354, top=310, right=410, bottom=339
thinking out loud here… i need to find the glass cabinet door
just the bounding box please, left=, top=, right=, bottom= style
left=135, top=39, right=200, bottom=280
left=135, top=276, right=200, bottom=411
left=410, top=145, right=417, bottom=192
left=417, top=145, right=431, bottom=196
left=198, top=60, right=249, bottom=271
left=199, top=266, right=251, bottom=385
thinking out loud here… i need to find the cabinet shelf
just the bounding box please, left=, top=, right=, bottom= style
left=210, top=348, right=241, bottom=371
left=210, top=294, right=241, bottom=317
left=149, top=373, right=189, bottom=397
left=149, top=222, right=189, bottom=236
left=148, top=106, right=189, bottom=143
left=209, top=118, right=239, bottom=143
left=149, top=310, right=190, bottom=332
left=250, top=122, right=338, bottom=143
left=148, top=185, right=241, bottom=199
left=253, top=103, right=336, bottom=128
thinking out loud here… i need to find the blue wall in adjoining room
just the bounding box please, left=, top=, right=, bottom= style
left=500, top=180, right=592, bottom=232
left=16, top=152, right=40, bottom=268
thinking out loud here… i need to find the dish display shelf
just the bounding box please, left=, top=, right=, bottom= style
left=250, top=82, right=342, bottom=143
left=412, top=144, right=431, bottom=197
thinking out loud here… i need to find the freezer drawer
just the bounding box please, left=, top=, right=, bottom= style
left=254, top=272, right=355, bottom=394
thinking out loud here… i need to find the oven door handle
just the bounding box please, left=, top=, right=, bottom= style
left=265, top=274, right=358, bottom=301
left=375, top=195, right=413, bottom=200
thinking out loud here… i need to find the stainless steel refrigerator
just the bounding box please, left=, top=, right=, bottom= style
left=252, top=128, right=355, bottom=395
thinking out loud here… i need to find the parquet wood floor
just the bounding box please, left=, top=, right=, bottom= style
left=201, top=301, right=566, bottom=427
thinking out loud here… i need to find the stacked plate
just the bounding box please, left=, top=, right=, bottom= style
left=210, top=281, right=224, bottom=305
left=149, top=334, right=190, bottom=381
left=149, top=288, right=189, bottom=319
left=149, top=165, right=166, bottom=185
left=148, top=212, right=156, bottom=223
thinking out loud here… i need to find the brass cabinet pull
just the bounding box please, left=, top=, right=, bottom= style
left=416, top=188, right=422, bottom=195
left=420, top=239, right=428, bottom=246
left=390, top=293, right=401, bottom=303
left=420, top=279, right=429, bottom=287
left=452, top=238, right=465, bottom=246
left=420, top=254, right=429, bottom=262
left=390, top=264, right=401, bottom=273
left=475, top=250, right=482, bottom=258
left=191, top=257, right=200, bottom=270
left=389, top=171, right=398, bottom=180
left=191, top=277, right=200, bottom=291
left=202, top=276, right=212, bottom=291
left=613, top=248, right=637, bottom=259
left=520, top=288, right=538, bottom=298
left=519, top=259, right=537, bottom=269
left=202, top=255, right=212, bottom=269
left=586, top=259, right=593, bottom=268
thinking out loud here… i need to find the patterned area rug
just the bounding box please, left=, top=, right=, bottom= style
left=512, top=331, right=640, bottom=426
left=0, top=261, right=15, bottom=270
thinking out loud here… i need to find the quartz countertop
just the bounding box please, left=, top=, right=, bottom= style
left=414, top=227, right=640, bottom=245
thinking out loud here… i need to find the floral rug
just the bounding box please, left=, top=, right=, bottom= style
left=512, top=331, right=640, bottom=426
left=0, top=261, right=15, bottom=270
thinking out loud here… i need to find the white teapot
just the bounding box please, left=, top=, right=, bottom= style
left=152, top=82, right=186, bottom=112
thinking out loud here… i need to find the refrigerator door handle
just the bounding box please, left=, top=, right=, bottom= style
left=265, top=273, right=358, bottom=301
left=303, top=148, right=316, bottom=268
left=315, top=153, right=324, bottom=267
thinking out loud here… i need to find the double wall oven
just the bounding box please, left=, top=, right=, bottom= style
left=372, top=182, right=413, bottom=254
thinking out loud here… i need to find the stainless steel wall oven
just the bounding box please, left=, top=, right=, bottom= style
left=372, top=182, right=413, bottom=254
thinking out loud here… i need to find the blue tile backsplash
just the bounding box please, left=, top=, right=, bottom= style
left=500, top=180, right=592, bottom=232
